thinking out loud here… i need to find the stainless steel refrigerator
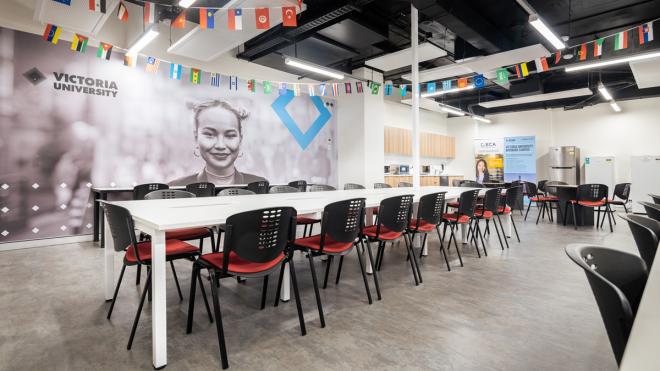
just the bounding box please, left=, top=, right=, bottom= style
left=549, top=146, right=580, bottom=184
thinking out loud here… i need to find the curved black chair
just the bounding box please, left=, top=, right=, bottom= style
left=565, top=244, right=648, bottom=365
left=246, top=180, right=270, bottom=194
left=443, top=189, right=480, bottom=261
left=309, top=184, right=336, bottom=192
left=501, top=186, right=523, bottom=242
left=374, top=183, right=391, bottom=189
left=609, top=183, right=631, bottom=212
left=409, top=192, right=452, bottom=270
left=641, top=201, right=660, bottom=222
left=344, top=183, right=365, bottom=190
left=217, top=188, right=256, bottom=196
left=186, top=182, right=216, bottom=197
left=475, top=188, right=506, bottom=251
left=144, top=189, right=196, bottom=200
left=269, top=185, right=300, bottom=194
left=650, top=194, right=660, bottom=204
left=460, top=180, right=484, bottom=188
left=620, top=214, right=660, bottom=268
left=288, top=180, right=307, bottom=192
left=133, top=183, right=168, bottom=200
left=569, top=184, right=613, bottom=232
left=398, top=182, right=413, bottom=188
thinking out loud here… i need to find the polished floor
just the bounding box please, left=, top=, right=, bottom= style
left=0, top=208, right=634, bottom=371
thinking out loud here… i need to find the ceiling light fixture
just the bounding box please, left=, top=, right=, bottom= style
left=473, top=115, right=492, bottom=123
left=610, top=102, right=622, bottom=113
left=439, top=104, right=466, bottom=116
left=421, top=84, right=475, bottom=98
left=566, top=51, right=660, bottom=72
left=284, top=57, right=345, bottom=80
left=529, top=14, right=565, bottom=50
left=178, top=0, right=196, bottom=8
left=597, top=82, right=613, bottom=100
left=127, top=25, right=159, bottom=57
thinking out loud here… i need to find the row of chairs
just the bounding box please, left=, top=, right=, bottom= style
left=565, top=196, right=660, bottom=365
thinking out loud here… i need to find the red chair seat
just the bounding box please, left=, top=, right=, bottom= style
left=570, top=200, right=606, bottom=207
left=125, top=239, right=198, bottom=263
left=294, top=234, right=354, bottom=254
left=608, top=199, right=625, bottom=205
left=166, top=227, right=211, bottom=240
left=200, top=251, right=285, bottom=274
left=362, top=225, right=403, bottom=240
left=497, top=206, right=511, bottom=214
left=475, top=210, right=493, bottom=218
left=443, top=213, right=470, bottom=223
left=408, top=219, right=436, bottom=232
left=296, top=216, right=320, bottom=224
left=544, top=195, right=559, bottom=201
left=447, top=201, right=459, bottom=208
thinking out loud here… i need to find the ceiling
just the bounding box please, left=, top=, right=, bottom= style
left=237, top=0, right=660, bottom=115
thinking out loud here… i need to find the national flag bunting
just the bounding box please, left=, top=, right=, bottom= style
left=427, top=82, right=436, bottom=94
left=319, top=83, right=326, bottom=96
left=145, top=57, right=160, bottom=73
left=255, top=8, right=270, bottom=29
left=169, top=63, right=182, bottom=80
left=442, top=80, right=452, bottom=90
left=247, top=79, right=256, bottom=92
left=279, top=83, right=288, bottom=96
left=52, top=0, right=71, bottom=5
left=123, top=54, right=136, bottom=68
left=282, top=7, right=297, bottom=27
left=229, top=76, right=238, bottom=90
left=579, top=43, right=587, bottom=61
left=144, top=2, right=156, bottom=24
left=96, top=42, right=112, bottom=60
left=370, top=82, right=380, bottom=95
left=473, top=74, right=486, bottom=88
left=210, top=73, right=221, bottom=87
left=71, top=34, right=88, bottom=53
left=534, top=57, right=549, bottom=72
left=515, top=63, right=528, bottom=78
left=356, top=82, right=363, bottom=93
left=593, top=38, right=604, bottom=57
left=614, top=31, right=628, bottom=50
left=331, top=83, right=339, bottom=96
left=199, top=8, right=216, bottom=29
left=228, top=9, right=243, bottom=30
left=554, top=51, right=561, bottom=64
left=89, top=0, right=106, bottom=13
left=263, top=81, right=272, bottom=94
left=308, top=84, right=316, bottom=96
left=344, top=82, right=352, bottom=94
left=457, top=77, right=468, bottom=88
left=384, top=84, right=393, bottom=96
left=42, top=24, right=62, bottom=44
left=190, top=68, right=201, bottom=84
left=638, top=22, right=654, bottom=44
left=496, top=68, right=508, bottom=83
left=117, top=1, right=129, bottom=22
left=172, top=10, right=186, bottom=29
left=293, top=84, right=301, bottom=96
left=400, top=84, right=407, bottom=96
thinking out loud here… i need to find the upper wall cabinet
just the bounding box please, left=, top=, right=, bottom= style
left=385, top=127, right=455, bottom=158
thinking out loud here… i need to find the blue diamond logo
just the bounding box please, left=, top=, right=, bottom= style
left=271, top=91, right=331, bottom=150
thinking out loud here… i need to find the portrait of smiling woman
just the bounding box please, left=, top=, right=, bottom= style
left=169, top=100, right=266, bottom=186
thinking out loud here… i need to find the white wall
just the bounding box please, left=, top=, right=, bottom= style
left=446, top=97, right=660, bottom=183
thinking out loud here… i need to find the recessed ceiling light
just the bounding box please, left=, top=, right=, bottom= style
left=421, top=85, right=475, bottom=98
left=284, top=56, right=345, bottom=80
left=529, top=14, right=565, bottom=50
left=473, top=115, right=491, bottom=123
left=610, top=102, right=622, bottom=112
left=127, top=25, right=159, bottom=57
left=566, top=51, right=660, bottom=72
left=439, top=104, right=466, bottom=116
left=178, top=0, right=196, bottom=8
left=598, top=83, right=613, bottom=101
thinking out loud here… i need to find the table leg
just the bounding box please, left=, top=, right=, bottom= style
left=103, top=212, right=115, bottom=301
left=151, top=230, right=168, bottom=369
left=365, top=208, right=375, bottom=274
left=93, top=191, right=100, bottom=242
left=281, top=261, right=291, bottom=302
left=506, top=214, right=512, bottom=237
left=100, top=193, right=107, bottom=248
left=461, top=223, right=468, bottom=243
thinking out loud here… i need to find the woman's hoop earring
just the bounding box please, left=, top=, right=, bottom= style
left=193, top=148, right=200, bottom=158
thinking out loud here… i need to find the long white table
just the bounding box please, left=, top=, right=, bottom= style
left=101, top=186, right=511, bottom=368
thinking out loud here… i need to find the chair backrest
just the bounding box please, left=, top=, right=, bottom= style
left=525, top=182, right=538, bottom=197
left=537, top=180, right=548, bottom=194
left=374, top=183, right=391, bottom=189
left=415, top=192, right=446, bottom=226
left=309, top=184, right=336, bottom=192
left=186, top=182, right=216, bottom=197
left=103, top=203, right=142, bottom=261
left=133, top=183, right=168, bottom=200
left=613, top=183, right=631, bottom=201
left=269, top=185, right=300, bottom=194
left=376, top=195, right=414, bottom=233
left=460, top=180, right=484, bottom=188
left=451, top=179, right=462, bottom=187
left=457, top=189, right=480, bottom=217
left=482, top=188, right=502, bottom=213
left=640, top=201, right=660, bottom=222
left=576, top=184, right=608, bottom=203
left=247, top=180, right=270, bottom=194
left=398, top=182, right=413, bottom=188
left=504, top=186, right=524, bottom=211
left=144, top=189, right=196, bottom=200
left=544, top=180, right=567, bottom=196
left=565, top=244, right=648, bottom=365
left=222, top=207, right=296, bottom=271
left=287, top=180, right=307, bottom=192
left=319, top=198, right=365, bottom=250
left=620, top=214, right=660, bottom=268
left=218, top=188, right=256, bottom=196
left=344, top=183, right=365, bottom=190
left=650, top=194, right=660, bottom=205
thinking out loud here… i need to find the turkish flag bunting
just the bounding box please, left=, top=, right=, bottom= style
left=172, top=10, right=186, bottom=29
left=282, top=6, right=297, bottom=27
left=255, top=8, right=270, bottom=29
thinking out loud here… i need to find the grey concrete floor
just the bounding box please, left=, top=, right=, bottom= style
left=0, top=208, right=633, bottom=371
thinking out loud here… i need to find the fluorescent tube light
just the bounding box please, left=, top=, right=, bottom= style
left=178, top=0, right=196, bottom=8
left=473, top=115, right=491, bottom=123
left=529, top=14, right=565, bottom=50
left=439, top=105, right=466, bottom=116
left=598, top=83, right=612, bottom=101
left=610, top=102, right=622, bottom=112
left=422, top=84, right=475, bottom=98
left=284, top=57, right=345, bottom=80
left=566, top=51, right=660, bottom=72
left=127, top=26, right=159, bottom=57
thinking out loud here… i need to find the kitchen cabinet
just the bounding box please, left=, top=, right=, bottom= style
left=385, top=127, right=455, bottom=158
left=384, top=127, right=412, bottom=156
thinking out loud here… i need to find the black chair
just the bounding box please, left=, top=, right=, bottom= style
left=565, top=244, right=648, bottom=365
left=363, top=195, right=420, bottom=285
left=451, top=179, right=462, bottom=187
left=217, top=188, right=255, bottom=196
left=537, top=180, right=548, bottom=196
left=543, top=180, right=565, bottom=221
left=292, top=198, right=378, bottom=328
left=398, top=182, right=413, bottom=188
left=443, top=189, right=481, bottom=259
left=608, top=183, right=631, bottom=213
left=269, top=185, right=300, bottom=194
left=104, top=204, right=206, bottom=350
left=475, top=188, right=506, bottom=251
left=269, top=185, right=318, bottom=237
left=409, top=192, right=453, bottom=271
left=650, top=194, right=660, bottom=204
left=186, top=182, right=216, bottom=197
left=620, top=214, right=660, bottom=268
left=144, top=189, right=196, bottom=200
left=133, top=183, right=168, bottom=200
left=524, top=182, right=553, bottom=224
left=186, top=207, right=306, bottom=369
left=374, top=182, right=391, bottom=189
left=246, top=180, right=270, bottom=194
left=569, top=184, right=613, bottom=232
left=344, top=183, right=365, bottom=190
left=640, top=201, right=660, bottom=222
left=309, top=184, right=336, bottom=192
left=288, top=180, right=307, bottom=192
left=460, top=180, right=484, bottom=188
left=500, top=186, right=522, bottom=242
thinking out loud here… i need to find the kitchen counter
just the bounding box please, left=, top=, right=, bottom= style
left=383, top=174, right=464, bottom=187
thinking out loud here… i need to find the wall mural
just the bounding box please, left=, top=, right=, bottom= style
left=0, top=27, right=337, bottom=243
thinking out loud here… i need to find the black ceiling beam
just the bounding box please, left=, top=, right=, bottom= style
left=412, top=0, right=515, bottom=54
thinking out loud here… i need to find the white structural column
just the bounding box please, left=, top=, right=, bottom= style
left=411, top=4, right=421, bottom=189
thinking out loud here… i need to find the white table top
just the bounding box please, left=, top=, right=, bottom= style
left=91, top=184, right=250, bottom=192
left=102, top=186, right=475, bottom=231
left=620, top=255, right=660, bottom=370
